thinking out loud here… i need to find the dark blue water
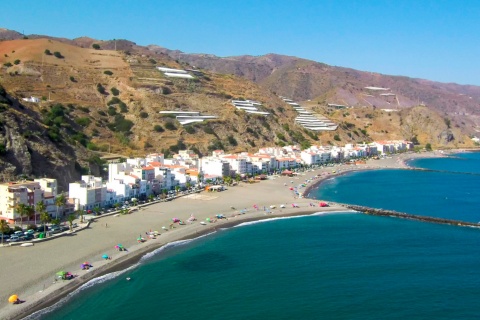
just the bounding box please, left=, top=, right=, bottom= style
left=31, top=152, right=480, bottom=320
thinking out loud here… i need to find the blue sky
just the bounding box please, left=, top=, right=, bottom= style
left=2, top=0, right=479, bottom=85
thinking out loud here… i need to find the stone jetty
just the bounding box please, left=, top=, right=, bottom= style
left=335, top=203, right=480, bottom=229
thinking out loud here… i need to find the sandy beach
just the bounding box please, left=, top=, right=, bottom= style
left=0, top=150, right=448, bottom=319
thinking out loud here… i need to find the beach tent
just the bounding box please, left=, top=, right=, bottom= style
left=102, top=254, right=109, bottom=260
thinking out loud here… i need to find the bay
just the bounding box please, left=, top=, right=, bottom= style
left=32, top=152, right=480, bottom=320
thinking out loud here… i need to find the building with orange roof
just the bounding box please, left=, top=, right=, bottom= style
left=0, top=180, right=45, bottom=224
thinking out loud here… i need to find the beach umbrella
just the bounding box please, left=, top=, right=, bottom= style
left=56, top=271, right=67, bottom=276
left=8, top=295, right=18, bottom=303
left=102, top=254, right=109, bottom=259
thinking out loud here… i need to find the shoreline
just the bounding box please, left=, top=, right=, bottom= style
left=0, top=150, right=454, bottom=319
left=13, top=208, right=346, bottom=320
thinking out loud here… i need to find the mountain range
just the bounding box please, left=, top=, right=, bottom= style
left=0, top=28, right=478, bottom=190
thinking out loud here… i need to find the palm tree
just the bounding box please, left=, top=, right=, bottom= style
left=26, top=205, right=35, bottom=225
left=35, top=201, right=46, bottom=226
left=40, top=212, right=51, bottom=237
left=148, top=194, right=154, bottom=202
left=16, top=203, right=27, bottom=229
left=66, top=213, right=76, bottom=231
left=0, top=219, right=10, bottom=245
left=76, top=210, right=85, bottom=223
left=54, top=194, right=66, bottom=220
left=93, top=206, right=101, bottom=216
left=132, top=198, right=138, bottom=207
left=175, top=185, right=180, bottom=194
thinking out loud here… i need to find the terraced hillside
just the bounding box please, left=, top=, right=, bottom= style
left=0, top=34, right=476, bottom=187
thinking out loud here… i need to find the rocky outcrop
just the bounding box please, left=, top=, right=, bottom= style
left=438, top=130, right=455, bottom=143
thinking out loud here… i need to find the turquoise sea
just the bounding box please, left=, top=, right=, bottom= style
left=28, top=152, right=480, bottom=320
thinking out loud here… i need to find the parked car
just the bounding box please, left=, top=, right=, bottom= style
left=24, top=229, right=35, bottom=235
left=23, top=234, right=34, bottom=240
left=36, top=225, right=49, bottom=232
left=0, top=233, right=11, bottom=240
left=49, top=225, right=66, bottom=234
left=6, top=235, right=21, bottom=242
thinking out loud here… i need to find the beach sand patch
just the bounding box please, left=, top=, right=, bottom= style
left=183, top=194, right=218, bottom=200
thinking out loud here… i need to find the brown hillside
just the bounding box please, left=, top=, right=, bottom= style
left=0, top=33, right=476, bottom=188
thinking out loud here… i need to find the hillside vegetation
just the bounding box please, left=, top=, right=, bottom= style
left=0, top=32, right=477, bottom=188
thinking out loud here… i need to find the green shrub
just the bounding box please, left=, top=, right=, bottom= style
left=97, top=110, right=107, bottom=117
left=69, top=76, right=76, bottom=82
left=75, top=117, right=91, bottom=127
left=149, top=58, right=157, bottom=64
left=227, top=135, right=238, bottom=146
left=107, top=97, right=121, bottom=106
left=203, top=126, right=214, bottom=134
left=207, top=140, right=224, bottom=151
left=44, top=49, right=52, bottom=55
left=104, top=70, right=113, bottom=76
left=300, top=140, right=311, bottom=149
left=47, top=129, right=60, bottom=142
left=154, top=125, right=164, bottom=132
left=14, top=59, right=20, bottom=65
left=161, top=87, right=172, bottom=95
left=111, top=87, right=120, bottom=96
left=92, top=43, right=101, bottom=50
left=334, top=134, right=341, bottom=141
left=87, top=142, right=99, bottom=150
left=0, top=143, right=6, bottom=155
left=107, top=107, right=117, bottom=116
left=184, top=126, right=195, bottom=134
left=3, top=62, right=12, bottom=67
left=165, top=122, right=177, bottom=130
left=119, top=102, right=128, bottom=113
left=139, top=112, right=148, bottom=119
left=53, top=51, right=63, bottom=58
left=77, top=106, right=90, bottom=113
left=114, top=115, right=134, bottom=132
left=97, top=83, right=106, bottom=94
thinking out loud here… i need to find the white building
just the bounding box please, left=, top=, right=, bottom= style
left=68, top=175, right=107, bottom=211
left=200, top=157, right=230, bottom=178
